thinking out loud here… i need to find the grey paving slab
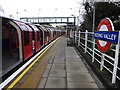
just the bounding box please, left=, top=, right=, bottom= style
left=53, top=60, right=65, bottom=64
left=66, top=47, right=75, bottom=51
left=66, top=50, right=78, bottom=56
left=37, top=78, right=47, bottom=88
left=66, top=61, right=83, bottom=64
left=54, top=57, right=65, bottom=60
left=42, top=64, right=52, bottom=78
left=45, top=77, right=66, bottom=88
left=51, top=64, right=65, bottom=70
left=48, top=58, right=54, bottom=64
left=56, top=50, right=65, bottom=53
left=55, top=56, right=65, bottom=60
left=66, top=55, right=79, bottom=58
left=54, top=58, right=65, bottom=61
left=66, top=69, right=88, bottom=73
left=66, top=51, right=79, bottom=54
left=55, top=53, right=65, bottom=56
left=66, top=57, right=81, bottom=61
left=37, top=37, right=100, bottom=88
left=66, top=53, right=78, bottom=56
left=66, top=64, right=86, bottom=69
left=42, top=69, right=50, bottom=78
left=67, top=73, right=95, bottom=82
left=66, top=59, right=81, bottom=63
left=66, top=62, right=85, bottom=66
left=46, top=64, right=52, bottom=70
left=66, top=65, right=88, bottom=73
left=68, top=82, right=99, bottom=88
left=49, top=70, right=66, bottom=77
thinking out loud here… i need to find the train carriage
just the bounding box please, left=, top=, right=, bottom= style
left=2, top=17, right=33, bottom=75
left=26, top=24, right=41, bottom=53
left=43, top=26, right=51, bottom=43
left=53, top=30, right=56, bottom=39
left=14, top=21, right=33, bottom=61
left=35, top=25, right=44, bottom=47
left=1, top=16, right=62, bottom=79
left=48, top=28, right=53, bottom=42
left=42, top=26, right=50, bottom=45
left=2, top=18, right=21, bottom=75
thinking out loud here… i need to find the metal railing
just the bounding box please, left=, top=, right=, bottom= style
left=71, top=30, right=120, bottom=84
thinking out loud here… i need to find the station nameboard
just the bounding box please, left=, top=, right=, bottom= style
left=94, top=31, right=118, bottom=44
left=94, top=18, right=118, bottom=52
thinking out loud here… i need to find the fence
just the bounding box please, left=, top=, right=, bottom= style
left=70, top=30, right=120, bottom=84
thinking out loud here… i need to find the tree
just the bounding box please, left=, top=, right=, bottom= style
left=82, top=2, right=120, bottom=31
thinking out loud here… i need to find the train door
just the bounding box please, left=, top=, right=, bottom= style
left=44, top=31, right=47, bottom=45
left=34, top=25, right=40, bottom=52
left=48, top=29, right=51, bottom=41
left=27, top=24, right=40, bottom=53
left=2, top=20, right=20, bottom=74
left=19, top=24, right=33, bottom=61
left=47, top=30, right=50, bottom=43
left=32, top=28, right=35, bottom=53
left=10, top=25, right=19, bottom=58
left=35, top=25, right=44, bottom=47
left=48, top=29, right=52, bottom=42
left=53, top=31, right=56, bottom=39
left=36, top=31, right=40, bottom=52
left=3, top=24, right=19, bottom=58
left=40, top=29, right=43, bottom=46
left=50, top=29, right=53, bottom=41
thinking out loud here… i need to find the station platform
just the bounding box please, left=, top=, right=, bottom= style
left=8, top=36, right=103, bottom=88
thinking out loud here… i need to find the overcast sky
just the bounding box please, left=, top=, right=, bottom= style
left=0, top=0, right=83, bottom=20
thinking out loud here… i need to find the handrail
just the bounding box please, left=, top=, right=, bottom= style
left=71, top=30, right=120, bottom=84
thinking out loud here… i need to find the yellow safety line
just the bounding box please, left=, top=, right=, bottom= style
left=7, top=38, right=60, bottom=89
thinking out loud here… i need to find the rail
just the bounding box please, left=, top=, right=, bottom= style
left=70, top=30, right=120, bottom=84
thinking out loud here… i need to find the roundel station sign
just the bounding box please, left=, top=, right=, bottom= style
left=94, top=18, right=118, bottom=52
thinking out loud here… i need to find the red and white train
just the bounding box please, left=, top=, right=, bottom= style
left=2, top=17, right=61, bottom=75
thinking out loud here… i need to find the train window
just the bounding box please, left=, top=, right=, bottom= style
left=2, top=24, right=8, bottom=39
left=30, top=24, right=39, bottom=31
left=24, top=31, right=30, bottom=46
left=47, top=31, right=49, bottom=36
left=44, top=31, right=47, bottom=38
left=34, top=26, right=39, bottom=31
left=10, top=25, right=18, bottom=48
left=20, top=24, right=29, bottom=31
left=37, top=31, right=40, bottom=41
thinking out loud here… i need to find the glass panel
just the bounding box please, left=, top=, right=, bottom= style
left=37, top=31, right=40, bottom=41
left=20, top=24, right=29, bottom=31
left=24, top=31, right=29, bottom=46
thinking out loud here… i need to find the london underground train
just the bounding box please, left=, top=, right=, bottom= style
left=2, top=17, right=61, bottom=77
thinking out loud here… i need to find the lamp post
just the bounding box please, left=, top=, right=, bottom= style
left=24, top=9, right=27, bottom=17
left=92, top=0, right=95, bottom=33
left=92, top=0, right=96, bottom=63
left=38, top=9, right=41, bottom=17
left=55, top=8, right=58, bottom=17
left=16, top=11, right=19, bottom=20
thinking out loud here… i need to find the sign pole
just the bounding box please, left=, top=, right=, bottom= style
left=92, top=0, right=95, bottom=33
left=112, top=31, right=120, bottom=83
left=92, top=0, right=95, bottom=63
left=100, top=53, right=105, bottom=71
left=84, top=30, right=88, bottom=53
